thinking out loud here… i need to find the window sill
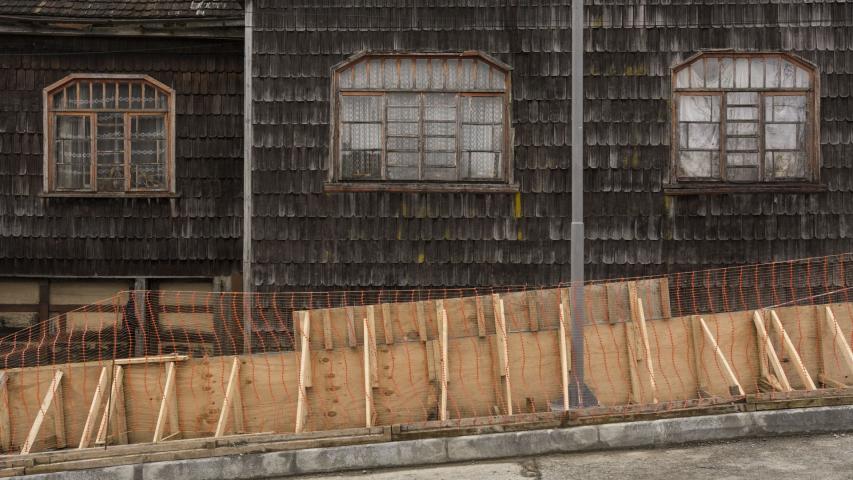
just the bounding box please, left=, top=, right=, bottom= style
left=663, top=183, right=827, bottom=196
left=39, top=191, right=179, bottom=199
left=324, top=182, right=520, bottom=193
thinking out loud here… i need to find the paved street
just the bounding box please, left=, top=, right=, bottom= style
left=294, top=433, right=853, bottom=480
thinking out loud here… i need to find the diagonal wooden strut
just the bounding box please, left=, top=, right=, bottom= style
left=152, top=361, right=179, bottom=442
left=819, top=306, right=853, bottom=387
left=753, top=310, right=792, bottom=392
left=768, top=310, right=816, bottom=391
left=21, top=370, right=64, bottom=455
left=78, top=366, right=111, bottom=449
left=95, top=365, right=127, bottom=446
left=215, top=357, right=244, bottom=438
left=0, top=371, right=9, bottom=451
left=698, top=317, right=745, bottom=397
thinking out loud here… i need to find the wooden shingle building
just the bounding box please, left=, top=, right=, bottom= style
left=2, top=1, right=853, bottom=333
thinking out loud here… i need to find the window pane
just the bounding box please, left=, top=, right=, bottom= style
left=766, top=151, right=806, bottom=179
left=475, top=61, right=490, bottom=89
left=705, top=58, right=720, bottom=88
left=96, top=112, right=125, bottom=192
left=368, top=59, right=382, bottom=89
left=781, top=60, right=796, bottom=88
left=78, top=82, right=91, bottom=109
left=491, top=67, right=506, bottom=89
left=341, top=96, right=382, bottom=122
left=425, top=136, right=456, bottom=151
left=720, top=58, right=734, bottom=88
left=340, top=94, right=382, bottom=180
left=383, top=59, right=398, bottom=89
left=349, top=124, right=382, bottom=149
left=689, top=60, right=704, bottom=88
left=460, top=59, right=475, bottom=89
left=680, top=123, right=719, bottom=150
left=353, top=61, right=368, bottom=89
left=795, top=66, right=810, bottom=88
left=727, top=137, right=758, bottom=151
left=726, top=92, right=758, bottom=106
left=424, top=167, right=456, bottom=181
left=766, top=57, right=780, bottom=88
left=388, top=136, right=418, bottom=150
left=54, top=115, right=92, bottom=189
left=727, top=107, right=757, bottom=121
left=446, top=59, right=459, bottom=89
left=387, top=152, right=419, bottom=167
left=430, top=59, right=445, bottom=90
left=415, top=59, right=429, bottom=89
left=765, top=123, right=801, bottom=150
left=399, top=58, right=413, bottom=89
left=463, top=152, right=499, bottom=179
left=142, top=85, right=156, bottom=109
left=750, top=59, right=765, bottom=88
left=765, top=95, right=806, bottom=122
left=387, top=122, right=418, bottom=136
left=678, top=151, right=719, bottom=179
left=118, top=83, right=129, bottom=109
left=130, top=115, right=166, bottom=189
left=727, top=153, right=759, bottom=166
left=130, top=83, right=143, bottom=109
left=679, top=95, right=720, bottom=122
left=343, top=151, right=381, bottom=179
left=675, top=68, right=689, bottom=89
left=728, top=167, right=759, bottom=182
left=727, top=122, right=758, bottom=136
left=735, top=58, right=749, bottom=88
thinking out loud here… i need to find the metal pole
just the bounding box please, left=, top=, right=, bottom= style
left=570, top=0, right=586, bottom=404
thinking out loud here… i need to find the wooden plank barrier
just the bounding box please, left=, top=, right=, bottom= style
left=5, top=280, right=853, bottom=457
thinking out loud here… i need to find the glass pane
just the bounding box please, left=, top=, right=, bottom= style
left=766, top=57, right=780, bottom=88
left=460, top=59, right=475, bottom=89
left=342, top=151, right=381, bottom=179
left=142, top=84, right=156, bottom=109
left=679, top=96, right=720, bottom=122
left=52, top=91, right=64, bottom=109
left=425, top=122, right=456, bottom=136
left=464, top=152, right=499, bottom=179
left=689, top=60, right=704, bottom=88
left=726, top=137, right=758, bottom=151
left=795, top=66, right=810, bottom=88
left=765, top=123, right=800, bottom=150
left=104, top=83, right=117, bottom=108
left=383, top=59, right=397, bottom=89
left=415, top=59, right=429, bottom=89
left=463, top=125, right=497, bottom=150
left=767, top=151, right=806, bottom=179
left=446, top=59, right=459, bottom=89
left=683, top=123, right=719, bottom=149
left=705, top=58, right=720, bottom=88
left=462, top=96, right=502, bottom=123
left=727, top=153, right=758, bottom=166
left=54, top=115, right=92, bottom=189
left=726, top=92, right=758, bottom=106
left=430, top=59, right=445, bottom=90
left=676, top=68, right=689, bottom=89
left=728, top=167, right=759, bottom=182
left=475, top=61, right=490, bottom=90
left=118, top=83, right=129, bottom=109
left=387, top=166, right=418, bottom=180
left=781, top=60, right=796, bottom=88
left=387, top=122, right=418, bottom=136
left=340, top=96, right=382, bottom=122
left=727, top=107, right=757, bottom=121
left=388, top=106, right=418, bottom=122
left=388, top=136, right=418, bottom=150
left=92, top=83, right=104, bottom=109
left=425, top=152, right=456, bottom=167
left=491, top=67, right=506, bottom=89
left=353, top=61, right=368, bottom=89
left=96, top=112, right=125, bottom=192
left=130, top=83, right=143, bottom=109
left=78, top=82, right=91, bottom=109
left=338, top=67, right=353, bottom=89
left=424, top=168, right=456, bottom=181
left=678, top=151, right=719, bottom=179
left=425, top=136, right=456, bottom=151
left=368, top=59, right=382, bottom=89
left=130, top=115, right=166, bottom=189
left=720, top=58, right=734, bottom=88
left=735, top=58, right=749, bottom=88
left=727, top=122, right=758, bottom=136
left=349, top=124, right=381, bottom=149
left=387, top=152, right=419, bottom=167
left=399, top=59, right=413, bottom=89
left=765, top=95, right=806, bottom=122
left=750, top=59, right=765, bottom=88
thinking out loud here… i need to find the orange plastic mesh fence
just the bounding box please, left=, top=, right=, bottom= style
left=1, top=253, right=852, bottom=454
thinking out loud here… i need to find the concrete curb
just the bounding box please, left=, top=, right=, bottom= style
left=22, top=405, right=853, bottom=479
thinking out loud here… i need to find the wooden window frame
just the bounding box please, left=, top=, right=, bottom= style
left=326, top=51, right=517, bottom=193
left=42, top=74, right=176, bottom=197
left=667, top=52, right=823, bottom=195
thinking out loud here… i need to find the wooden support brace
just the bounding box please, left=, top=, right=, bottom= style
left=78, top=366, right=110, bottom=449
left=557, top=301, right=570, bottom=411
left=689, top=316, right=709, bottom=397
left=752, top=311, right=792, bottom=392
left=634, top=296, right=658, bottom=403
left=153, top=361, right=179, bottom=442
left=658, top=277, right=672, bottom=319
left=345, top=308, right=357, bottom=348
left=366, top=306, right=378, bottom=388
left=624, top=324, right=644, bottom=404
left=95, top=365, right=127, bottom=446
left=817, top=373, right=848, bottom=389
left=491, top=294, right=512, bottom=416
left=21, top=370, right=63, bottom=455
left=822, top=306, right=853, bottom=381
left=475, top=296, right=487, bottom=338
left=436, top=300, right=449, bottom=421
left=416, top=302, right=428, bottom=342
left=381, top=303, right=393, bottom=345
left=295, top=311, right=312, bottom=433
left=0, top=372, right=9, bottom=451
left=322, top=310, right=333, bottom=351
left=363, top=316, right=375, bottom=428
left=215, top=357, right=244, bottom=437
left=769, top=310, right=816, bottom=391
left=698, top=317, right=745, bottom=396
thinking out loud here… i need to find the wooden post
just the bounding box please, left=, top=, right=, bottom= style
left=698, top=317, right=745, bottom=396
left=153, top=361, right=179, bottom=442
left=21, top=370, right=63, bottom=454
left=557, top=302, right=570, bottom=411
left=0, top=372, right=9, bottom=451
left=689, top=316, right=709, bottom=397
left=345, top=308, right=357, bottom=348
left=215, top=357, right=244, bottom=437
left=491, top=294, right=512, bottom=416
left=436, top=300, right=449, bottom=421
left=363, top=315, right=374, bottom=428
left=624, top=323, right=644, bottom=404
left=658, top=277, right=672, bottom=319
left=632, top=295, right=658, bottom=403
left=769, top=310, right=816, bottom=391
left=365, top=306, right=378, bottom=388
left=822, top=306, right=853, bottom=382
left=753, top=311, right=792, bottom=392
left=96, top=365, right=127, bottom=446
left=78, top=366, right=110, bottom=449
left=295, top=311, right=311, bottom=433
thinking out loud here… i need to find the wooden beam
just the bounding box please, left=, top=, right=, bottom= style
left=624, top=323, right=644, bottom=404
left=436, top=300, right=449, bottom=421
left=698, top=317, right=745, bottom=396
left=95, top=366, right=127, bottom=446
left=21, top=370, right=63, bottom=454
left=0, top=372, right=9, bottom=451
left=491, top=294, right=512, bottom=416
left=381, top=303, right=394, bottom=345
left=630, top=294, right=658, bottom=404
left=153, top=361, right=178, bottom=442
left=557, top=302, right=570, bottom=411
left=215, top=357, right=243, bottom=438
left=53, top=370, right=66, bottom=450
left=363, top=316, right=374, bottom=428
left=416, top=302, right=428, bottom=342
left=295, top=311, right=311, bottom=433
left=365, top=306, right=378, bottom=387
left=78, top=366, right=110, bottom=449
left=345, top=308, right=357, bottom=348
left=690, top=316, right=709, bottom=397
left=769, top=310, right=816, bottom=391
left=658, top=277, right=672, bottom=319
left=474, top=296, right=487, bottom=338
left=752, top=311, right=792, bottom=392
left=822, top=306, right=853, bottom=380
left=322, top=310, right=333, bottom=351
left=111, top=354, right=188, bottom=366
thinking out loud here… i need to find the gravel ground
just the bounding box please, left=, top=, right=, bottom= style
left=291, top=432, right=853, bottom=480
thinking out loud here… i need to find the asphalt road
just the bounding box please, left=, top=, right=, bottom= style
left=293, top=433, right=853, bottom=480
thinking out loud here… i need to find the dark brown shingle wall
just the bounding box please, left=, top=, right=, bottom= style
left=0, top=35, right=243, bottom=277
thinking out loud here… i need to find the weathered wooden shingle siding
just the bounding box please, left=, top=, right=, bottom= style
left=0, top=34, right=243, bottom=277
left=250, top=0, right=853, bottom=290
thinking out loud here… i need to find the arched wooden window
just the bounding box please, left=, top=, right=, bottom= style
left=43, top=74, right=175, bottom=195
left=328, top=52, right=513, bottom=189
left=671, top=52, right=819, bottom=187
